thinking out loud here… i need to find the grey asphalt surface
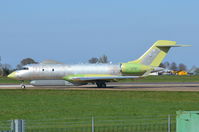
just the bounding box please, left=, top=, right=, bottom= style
left=0, top=82, right=199, bottom=91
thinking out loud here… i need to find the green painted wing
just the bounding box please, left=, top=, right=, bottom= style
left=63, top=74, right=140, bottom=82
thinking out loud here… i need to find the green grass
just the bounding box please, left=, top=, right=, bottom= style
left=0, top=90, right=199, bottom=120
left=0, top=77, right=20, bottom=84
left=0, top=77, right=29, bottom=84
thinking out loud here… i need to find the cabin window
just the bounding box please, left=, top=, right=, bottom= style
left=42, top=69, right=44, bottom=71
left=52, top=69, right=54, bottom=71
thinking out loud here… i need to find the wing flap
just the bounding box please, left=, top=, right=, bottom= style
left=64, top=74, right=141, bottom=82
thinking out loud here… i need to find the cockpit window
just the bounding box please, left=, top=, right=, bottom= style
left=22, top=67, right=29, bottom=70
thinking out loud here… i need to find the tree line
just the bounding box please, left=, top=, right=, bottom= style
left=88, top=55, right=109, bottom=64
left=159, top=62, right=187, bottom=71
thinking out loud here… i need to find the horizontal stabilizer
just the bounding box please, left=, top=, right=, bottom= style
left=157, top=45, right=191, bottom=47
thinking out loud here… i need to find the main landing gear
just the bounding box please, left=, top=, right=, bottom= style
left=20, top=81, right=26, bottom=89
left=96, top=81, right=107, bottom=88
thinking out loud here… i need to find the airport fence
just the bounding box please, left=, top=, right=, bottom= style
left=0, top=114, right=176, bottom=132
left=0, top=120, right=11, bottom=132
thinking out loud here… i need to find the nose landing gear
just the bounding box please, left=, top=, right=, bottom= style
left=20, top=81, right=26, bottom=89
left=21, top=85, right=26, bottom=89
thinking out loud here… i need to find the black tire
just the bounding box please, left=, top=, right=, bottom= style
left=21, top=85, right=26, bottom=89
left=101, top=83, right=106, bottom=88
left=96, top=82, right=106, bottom=88
left=96, top=82, right=102, bottom=88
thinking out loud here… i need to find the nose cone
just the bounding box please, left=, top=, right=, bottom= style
left=7, top=72, right=17, bottom=79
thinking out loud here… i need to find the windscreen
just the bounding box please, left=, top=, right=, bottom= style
left=18, top=67, right=29, bottom=70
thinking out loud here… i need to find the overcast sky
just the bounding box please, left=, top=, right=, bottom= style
left=0, top=0, right=198, bottom=68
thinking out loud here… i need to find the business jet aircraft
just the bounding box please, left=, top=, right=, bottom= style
left=8, top=40, right=189, bottom=88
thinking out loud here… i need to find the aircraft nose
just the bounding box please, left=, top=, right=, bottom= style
left=7, top=72, right=17, bottom=79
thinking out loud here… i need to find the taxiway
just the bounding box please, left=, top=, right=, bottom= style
left=0, top=83, right=199, bottom=91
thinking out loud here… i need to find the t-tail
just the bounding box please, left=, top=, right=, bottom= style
left=129, top=40, right=190, bottom=67
left=121, top=40, right=190, bottom=76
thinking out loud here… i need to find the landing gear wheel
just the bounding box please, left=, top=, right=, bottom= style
left=96, top=82, right=107, bottom=88
left=20, top=80, right=26, bottom=89
left=96, top=83, right=101, bottom=88
left=101, top=83, right=106, bottom=88
left=21, top=85, right=26, bottom=89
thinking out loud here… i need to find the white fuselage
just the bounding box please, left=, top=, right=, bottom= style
left=14, top=64, right=121, bottom=80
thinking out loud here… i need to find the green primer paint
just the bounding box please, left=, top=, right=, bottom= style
left=121, top=63, right=151, bottom=75
left=63, top=74, right=114, bottom=82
